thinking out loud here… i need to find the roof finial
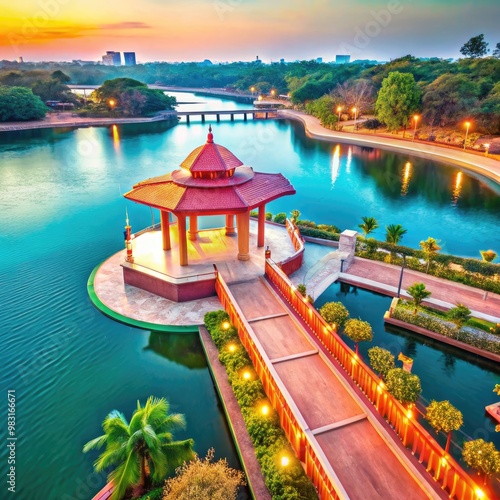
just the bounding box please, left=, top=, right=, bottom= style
left=207, top=125, right=214, bottom=144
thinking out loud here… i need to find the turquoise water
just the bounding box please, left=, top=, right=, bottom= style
left=1, top=92, right=499, bottom=498
left=315, top=283, right=500, bottom=487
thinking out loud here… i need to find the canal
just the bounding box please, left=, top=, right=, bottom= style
left=0, top=91, right=499, bottom=498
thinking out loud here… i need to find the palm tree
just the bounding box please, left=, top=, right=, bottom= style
left=385, top=224, right=407, bottom=246
left=420, top=237, right=441, bottom=273
left=83, top=397, right=195, bottom=500
left=289, top=209, right=301, bottom=223
left=358, top=216, right=379, bottom=240
left=407, top=282, right=432, bottom=314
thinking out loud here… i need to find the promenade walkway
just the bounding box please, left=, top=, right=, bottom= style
left=225, top=276, right=443, bottom=499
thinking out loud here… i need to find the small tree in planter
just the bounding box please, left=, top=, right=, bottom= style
left=385, top=368, right=422, bottom=406
left=425, top=400, right=463, bottom=452
left=344, top=318, right=373, bottom=355
left=462, top=439, right=500, bottom=485
left=406, top=282, right=432, bottom=314
left=368, top=347, right=395, bottom=379
left=420, top=237, right=441, bottom=273
left=319, top=302, right=349, bottom=330
left=447, top=303, right=471, bottom=329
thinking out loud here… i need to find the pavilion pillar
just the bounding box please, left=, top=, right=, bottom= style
left=160, top=210, right=171, bottom=251
left=188, top=215, right=198, bottom=241
left=225, top=214, right=236, bottom=235
left=257, top=204, right=266, bottom=247
left=236, top=211, right=250, bottom=261
left=177, top=215, right=188, bottom=266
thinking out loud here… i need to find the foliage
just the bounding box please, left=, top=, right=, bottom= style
left=480, top=250, right=497, bottom=262
left=425, top=400, right=463, bottom=452
left=273, top=212, right=287, bottom=225
left=297, top=284, right=307, bottom=297
left=375, top=71, right=420, bottom=131
left=406, top=283, right=431, bottom=313
left=91, top=78, right=176, bottom=116
left=319, top=302, right=349, bottom=328
left=289, top=209, right=301, bottom=222
left=265, top=211, right=273, bottom=221
left=297, top=226, right=340, bottom=241
left=0, top=86, right=46, bottom=121
left=330, top=79, right=375, bottom=117
left=494, top=384, right=500, bottom=396
left=358, top=216, right=379, bottom=240
left=305, top=95, right=338, bottom=129
left=493, top=43, right=500, bottom=59
left=204, top=311, right=318, bottom=499
left=385, top=224, right=407, bottom=247
left=385, top=368, right=422, bottom=405
left=83, top=397, right=195, bottom=500
left=343, top=318, right=373, bottom=344
left=446, top=304, right=471, bottom=328
left=162, top=449, right=245, bottom=500
left=420, top=237, right=441, bottom=273
left=460, top=34, right=489, bottom=58
left=462, top=439, right=500, bottom=481
left=367, top=347, right=395, bottom=378
left=362, top=118, right=382, bottom=130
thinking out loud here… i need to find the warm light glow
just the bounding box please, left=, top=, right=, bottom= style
left=475, top=488, right=485, bottom=499
left=296, top=431, right=301, bottom=439
left=406, top=409, right=413, bottom=419
left=337, top=106, right=342, bottom=112
left=258, top=95, right=263, bottom=101
left=331, top=144, right=340, bottom=186
left=484, top=143, right=490, bottom=156
left=108, top=99, right=116, bottom=108
left=351, top=355, right=357, bottom=364
left=222, top=321, right=231, bottom=330
left=270, top=89, right=276, bottom=96
left=413, top=115, right=419, bottom=122
left=250, top=86, right=255, bottom=93
left=281, top=456, right=289, bottom=467
left=465, top=121, right=471, bottom=129
left=441, top=457, right=448, bottom=467
left=352, top=107, right=357, bottom=113
left=261, top=405, right=269, bottom=416
left=401, top=161, right=412, bottom=196
left=452, top=171, right=463, bottom=205
left=228, top=344, right=236, bottom=352
left=243, top=371, right=251, bottom=380
left=112, top=124, right=120, bottom=151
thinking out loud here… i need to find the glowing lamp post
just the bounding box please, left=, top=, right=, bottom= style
left=250, top=86, right=255, bottom=96
left=352, top=107, right=357, bottom=132
left=124, top=210, right=134, bottom=263
left=412, top=115, right=419, bottom=142
left=108, top=98, right=116, bottom=109
left=463, top=121, right=471, bottom=150
left=336, top=106, right=343, bottom=130
left=484, top=143, right=490, bottom=156
left=270, top=89, right=276, bottom=98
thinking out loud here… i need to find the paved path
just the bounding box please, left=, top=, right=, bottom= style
left=279, top=110, right=500, bottom=185
left=227, top=277, right=443, bottom=499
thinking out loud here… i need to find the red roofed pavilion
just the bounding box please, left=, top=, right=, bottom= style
left=124, top=126, right=296, bottom=266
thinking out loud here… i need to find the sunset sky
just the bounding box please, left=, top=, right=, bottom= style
left=1, top=0, right=499, bottom=63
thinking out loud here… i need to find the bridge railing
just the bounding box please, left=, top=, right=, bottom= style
left=277, top=219, right=305, bottom=275
left=215, top=272, right=348, bottom=500
left=264, top=258, right=484, bottom=500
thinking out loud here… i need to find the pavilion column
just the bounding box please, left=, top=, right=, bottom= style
left=257, top=204, right=266, bottom=247
left=236, top=211, right=250, bottom=261
left=160, top=210, right=171, bottom=251
left=188, top=215, right=198, bottom=241
left=225, top=214, right=236, bottom=235
left=177, top=215, right=188, bottom=266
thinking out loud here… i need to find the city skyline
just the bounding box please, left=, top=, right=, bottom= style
left=1, top=0, right=499, bottom=63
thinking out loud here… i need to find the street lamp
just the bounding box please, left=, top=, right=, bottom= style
left=250, top=86, right=255, bottom=96
left=270, top=89, right=276, bottom=98
left=463, top=121, right=471, bottom=150
left=352, top=107, right=357, bottom=132
left=108, top=98, right=116, bottom=110
left=397, top=254, right=407, bottom=298
left=484, top=143, right=490, bottom=156
left=412, top=115, right=419, bottom=142
left=337, top=106, right=343, bottom=129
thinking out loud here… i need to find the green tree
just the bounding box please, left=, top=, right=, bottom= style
left=460, top=34, right=489, bottom=58
left=406, top=282, right=432, bottom=314
left=305, top=95, right=338, bottom=129
left=420, top=237, right=441, bottom=273
left=0, top=86, right=46, bottom=121
left=162, top=448, right=245, bottom=500
left=358, top=216, right=379, bottom=240
left=289, top=209, right=301, bottom=223
left=446, top=304, right=471, bottom=329
left=51, top=70, right=71, bottom=83
left=319, top=302, right=349, bottom=329
left=494, top=384, right=500, bottom=396
left=385, top=224, right=407, bottom=247
left=493, top=43, right=500, bottom=59
left=375, top=71, right=420, bottom=132
left=344, top=318, right=373, bottom=355
left=368, top=346, right=395, bottom=378
left=425, top=400, right=463, bottom=452
left=462, top=439, right=500, bottom=484
left=83, top=397, right=195, bottom=500
left=480, top=250, right=497, bottom=263
left=385, top=368, right=422, bottom=406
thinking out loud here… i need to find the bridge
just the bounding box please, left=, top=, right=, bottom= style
left=175, top=108, right=278, bottom=123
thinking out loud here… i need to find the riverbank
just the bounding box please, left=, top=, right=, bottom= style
left=279, top=109, right=500, bottom=185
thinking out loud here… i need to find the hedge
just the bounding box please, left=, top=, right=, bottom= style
left=204, top=311, right=318, bottom=500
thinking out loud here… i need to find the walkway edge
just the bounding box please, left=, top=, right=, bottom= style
left=87, top=262, right=199, bottom=333
left=199, top=326, right=271, bottom=500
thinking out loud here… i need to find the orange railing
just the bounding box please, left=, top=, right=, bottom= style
left=215, top=273, right=348, bottom=500
left=278, top=219, right=305, bottom=275
left=264, top=259, right=484, bottom=500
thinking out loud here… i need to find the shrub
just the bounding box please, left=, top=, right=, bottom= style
left=462, top=439, right=500, bottom=481
left=250, top=210, right=258, bottom=217
left=317, top=223, right=341, bottom=233
left=385, top=368, right=422, bottom=406
left=368, top=347, right=395, bottom=378
left=319, top=302, right=349, bottom=328
left=273, top=213, right=287, bottom=225
left=265, top=212, right=273, bottom=221
left=297, top=284, right=307, bottom=297
left=296, top=219, right=317, bottom=228
left=298, top=227, right=340, bottom=241
left=447, top=304, right=471, bottom=328
left=363, top=118, right=382, bottom=130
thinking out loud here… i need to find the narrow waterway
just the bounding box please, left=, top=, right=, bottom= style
left=1, top=92, right=499, bottom=498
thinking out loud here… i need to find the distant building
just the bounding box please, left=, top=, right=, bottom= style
left=280, top=58, right=285, bottom=64
left=255, top=55, right=262, bottom=64
left=17, top=56, right=23, bottom=63
left=123, top=52, right=136, bottom=66
left=335, top=54, right=351, bottom=64
left=316, top=57, right=323, bottom=63
left=102, top=51, right=121, bottom=66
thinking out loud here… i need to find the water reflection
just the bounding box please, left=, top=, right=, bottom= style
left=401, top=162, right=412, bottom=196
left=451, top=171, right=463, bottom=206
left=331, top=145, right=340, bottom=186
